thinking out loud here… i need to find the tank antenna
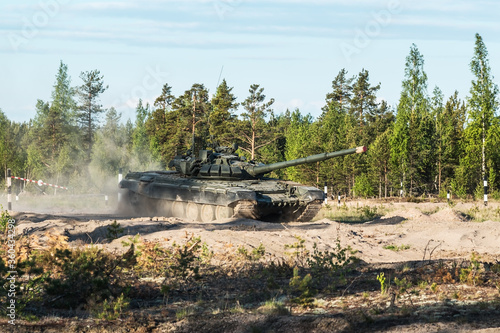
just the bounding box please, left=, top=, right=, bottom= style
left=216, top=65, right=224, bottom=88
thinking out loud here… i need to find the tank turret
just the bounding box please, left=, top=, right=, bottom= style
left=168, top=144, right=367, bottom=180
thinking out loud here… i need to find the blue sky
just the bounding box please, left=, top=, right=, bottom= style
left=1, top=0, right=499, bottom=124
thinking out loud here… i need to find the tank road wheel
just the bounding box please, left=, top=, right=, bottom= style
left=216, top=205, right=234, bottom=220
left=172, top=201, right=186, bottom=218
left=200, top=204, right=215, bottom=222
left=186, top=202, right=200, bottom=221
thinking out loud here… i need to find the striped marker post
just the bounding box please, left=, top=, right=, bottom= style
left=118, top=168, right=123, bottom=203
left=7, top=169, right=12, bottom=210
left=10, top=176, right=69, bottom=190
left=324, top=182, right=328, bottom=205
left=484, top=176, right=488, bottom=207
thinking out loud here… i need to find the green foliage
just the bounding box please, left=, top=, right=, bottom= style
left=459, top=252, right=482, bottom=285
left=92, top=293, right=129, bottom=320
left=0, top=205, right=12, bottom=233
left=284, top=235, right=308, bottom=265
left=383, top=244, right=411, bottom=251
left=326, top=204, right=382, bottom=223
left=289, top=267, right=316, bottom=306
left=76, top=69, right=108, bottom=161
left=306, top=239, right=356, bottom=277
left=258, top=299, right=290, bottom=316
left=237, top=243, right=266, bottom=261
left=106, top=220, right=124, bottom=241
left=353, top=173, right=375, bottom=198
left=377, top=272, right=388, bottom=295
left=209, top=79, right=239, bottom=145
left=237, top=84, right=276, bottom=160
left=41, top=244, right=135, bottom=308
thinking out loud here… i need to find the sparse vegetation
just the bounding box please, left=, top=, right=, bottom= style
left=383, top=244, right=411, bottom=251
left=325, top=204, right=385, bottom=223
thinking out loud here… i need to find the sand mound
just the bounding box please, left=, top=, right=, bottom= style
left=430, top=207, right=465, bottom=223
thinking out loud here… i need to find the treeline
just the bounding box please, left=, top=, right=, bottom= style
left=0, top=34, right=499, bottom=198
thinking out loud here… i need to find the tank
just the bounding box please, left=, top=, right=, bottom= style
left=119, top=144, right=366, bottom=222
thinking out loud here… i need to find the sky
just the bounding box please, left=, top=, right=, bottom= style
left=1, top=0, right=499, bottom=124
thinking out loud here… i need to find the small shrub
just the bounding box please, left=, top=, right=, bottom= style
left=0, top=205, right=13, bottom=233
left=306, top=239, right=356, bottom=277
left=459, top=252, right=482, bottom=285
left=106, top=220, right=124, bottom=241
left=92, top=293, right=130, bottom=320
left=289, top=267, right=316, bottom=306
left=284, top=235, right=308, bottom=265
left=377, top=272, right=388, bottom=295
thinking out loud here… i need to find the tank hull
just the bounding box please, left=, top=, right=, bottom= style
left=119, top=171, right=324, bottom=222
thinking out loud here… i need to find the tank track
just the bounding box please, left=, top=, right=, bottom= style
left=233, top=201, right=259, bottom=220
left=295, top=201, right=322, bottom=222
left=125, top=191, right=320, bottom=222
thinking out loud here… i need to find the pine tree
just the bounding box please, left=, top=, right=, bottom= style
left=390, top=44, right=434, bottom=196
left=132, top=99, right=151, bottom=163
left=76, top=69, right=108, bottom=161
left=209, top=79, right=238, bottom=145
left=238, top=84, right=275, bottom=160
left=147, top=84, right=176, bottom=164
left=319, top=69, right=353, bottom=194
left=458, top=33, right=499, bottom=197
left=284, top=109, right=317, bottom=184
left=91, top=107, right=129, bottom=174
left=171, top=83, right=211, bottom=154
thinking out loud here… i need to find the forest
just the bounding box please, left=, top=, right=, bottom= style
left=0, top=33, right=499, bottom=200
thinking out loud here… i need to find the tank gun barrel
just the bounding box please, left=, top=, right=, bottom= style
left=247, top=146, right=366, bottom=177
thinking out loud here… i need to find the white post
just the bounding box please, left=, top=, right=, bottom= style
left=324, top=182, right=328, bottom=205
left=118, top=167, right=123, bottom=203
left=7, top=168, right=12, bottom=211
left=484, top=177, right=488, bottom=206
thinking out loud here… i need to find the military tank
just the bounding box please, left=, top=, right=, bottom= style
left=119, top=144, right=366, bottom=222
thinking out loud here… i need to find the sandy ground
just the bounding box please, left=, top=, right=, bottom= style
left=3, top=198, right=500, bottom=332
left=10, top=200, right=500, bottom=265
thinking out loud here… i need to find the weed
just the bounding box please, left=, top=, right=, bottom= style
left=92, top=293, right=130, bottom=320
left=252, top=243, right=266, bottom=261
left=418, top=280, right=428, bottom=289
left=0, top=206, right=12, bottom=233
left=201, top=242, right=214, bottom=263
left=326, top=204, right=382, bottom=223
left=393, top=277, right=412, bottom=294
left=175, top=306, right=195, bottom=320
left=383, top=244, right=410, bottom=251
left=230, top=301, right=245, bottom=313
left=459, top=252, right=482, bottom=285
left=284, top=235, right=308, bottom=265
left=377, top=272, right=388, bottom=295
left=431, top=282, right=439, bottom=293
left=258, top=299, right=291, bottom=315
